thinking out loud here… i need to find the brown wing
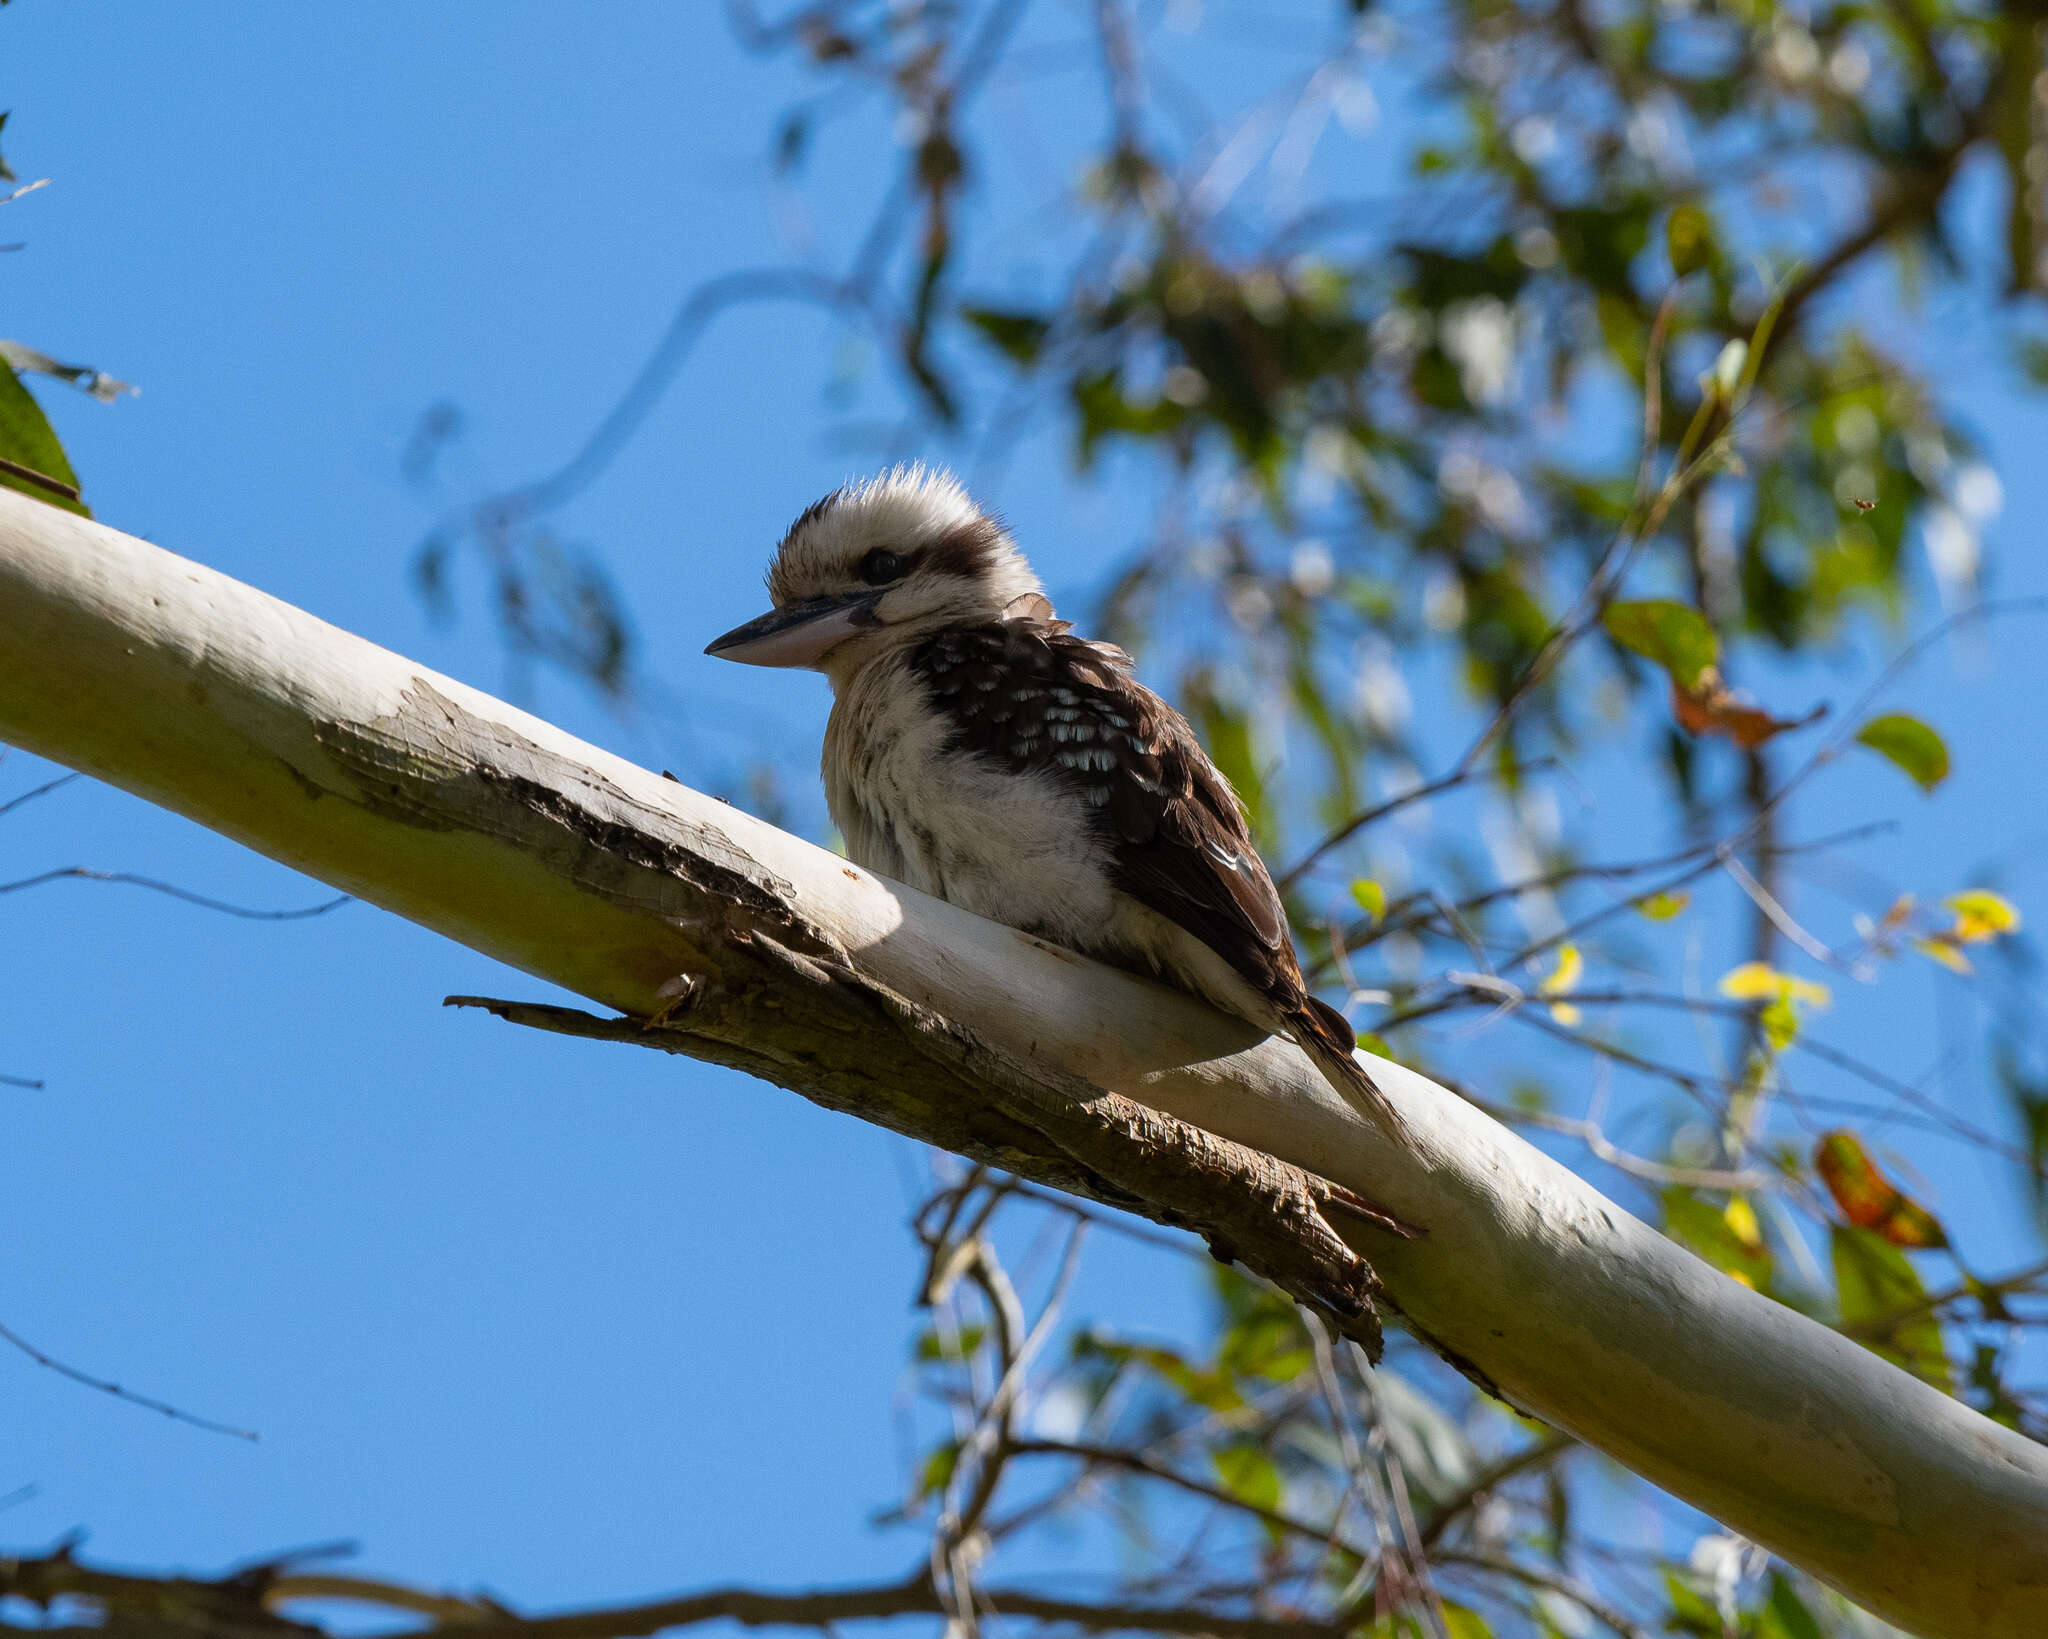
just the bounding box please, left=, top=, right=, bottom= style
left=910, top=619, right=1309, bottom=1012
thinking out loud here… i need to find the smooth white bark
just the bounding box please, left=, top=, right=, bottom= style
left=0, top=488, right=2042, bottom=1637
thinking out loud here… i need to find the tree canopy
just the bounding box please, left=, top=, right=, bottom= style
left=6, top=3, right=2048, bottom=1636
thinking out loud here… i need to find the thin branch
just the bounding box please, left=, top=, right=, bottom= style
left=1277, top=759, right=1558, bottom=893
left=0, top=1318, right=258, bottom=1441
left=0, top=456, right=80, bottom=505
left=1416, top=1432, right=1576, bottom=1550
left=453, top=268, right=850, bottom=532
left=274, top=1565, right=1365, bottom=1639
left=0, top=770, right=79, bottom=817
left=1433, top=1550, right=1649, bottom=1639
left=1005, top=1438, right=1365, bottom=1556
left=0, top=866, right=350, bottom=920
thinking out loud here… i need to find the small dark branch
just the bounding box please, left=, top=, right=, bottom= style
left=1766, top=597, right=2048, bottom=822
left=0, top=1547, right=1368, bottom=1639
left=0, top=770, right=80, bottom=818
left=0, top=867, right=350, bottom=920
left=1318, top=822, right=1894, bottom=977
left=1005, top=1439, right=1366, bottom=1556
left=1451, top=1089, right=1770, bottom=1192
left=1432, top=1550, right=1648, bottom=1639
left=0, top=1319, right=259, bottom=1442
left=1277, top=759, right=1558, bottom=893
left=0, top=456, right=80, bottom=504
left=1837, top=1257, right=2048, bottom=1341
left=1416, top=1431, right=1575, bottom=1550
left=997, top=1177, right=1207, bottom=1258
left=451, top=267, right=852, bottom=537
left=1731, top=743, right=1781, bottom=1107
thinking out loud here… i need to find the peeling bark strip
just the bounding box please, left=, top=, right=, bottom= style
left=2, top=491, right=2047, bottom=1636
left=445, top=983, right=1390, bottom=1358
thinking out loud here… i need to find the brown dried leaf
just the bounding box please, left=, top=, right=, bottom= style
left=1671, top=668, right=1823, bottom=750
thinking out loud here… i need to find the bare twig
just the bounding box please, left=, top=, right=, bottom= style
left=1277, top=759, right=1559, bottom=893
left=0, top=1318, right=258, bottom=1441
left=0, top=866, right=349, bottom=920
left=0, top=770, right=79, bottom=817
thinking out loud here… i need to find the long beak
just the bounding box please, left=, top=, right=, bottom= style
left=703, top=592, right=882, bottom=669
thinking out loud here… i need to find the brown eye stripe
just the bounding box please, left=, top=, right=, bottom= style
left=920, top=516, right=1008, bottom=579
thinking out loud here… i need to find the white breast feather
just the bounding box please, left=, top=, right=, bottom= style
left=823, top=652, right=1119, bottom=948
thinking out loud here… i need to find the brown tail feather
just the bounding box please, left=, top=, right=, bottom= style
left=1296, top=996, right=1405, bottom=1137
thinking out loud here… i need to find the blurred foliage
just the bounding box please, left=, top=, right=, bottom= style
left=5, top=2, right=2047, bottom=1633
left=0, top=116, right=132, bottom=515
left=421, top=0, right=2047, bottom=1631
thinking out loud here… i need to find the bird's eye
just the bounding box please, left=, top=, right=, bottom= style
left=857, top=548, right=905, bottom=585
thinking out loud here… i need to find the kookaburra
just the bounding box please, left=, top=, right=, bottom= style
left=706, top=466, right=1397, bottom=1134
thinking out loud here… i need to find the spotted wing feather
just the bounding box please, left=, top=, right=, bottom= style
left=911, top=620, right=1305, bottom=1012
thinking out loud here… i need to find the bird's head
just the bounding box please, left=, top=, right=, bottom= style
left=705, top=466, right=1050, bottom=677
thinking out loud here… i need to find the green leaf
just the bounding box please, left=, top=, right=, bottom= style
left=963, top=306, right=1050, bottom=367
left=1437, top=1605, right=1495, bottom=1639
left=1661, top=1569, right=1721, bottom=1635
left=1854, top=712, right=1949, bottom=792
left=1665, top=203, right=1714, bottom=279
left=1663, top=1187, right=1772, bottom=1290
left=1601, top=599, right=1718, bottom=690
left=1832, top=1225, right=1952, bottom=1393
left=1634, top=890, right=1690, bottom=921
left=0, top=359, right=89, bottom=516
left=1991, top=17, right=2044, bottom=297
left=2019, top=336, right=2048, bottom=388
left=1349, top=879, right=1385, bottom=923
left=1761, top=1572, right=1826, bottom=1639
left=915, top=1324, right=986, bottom=1361
left=916, top=1440, right=960, bottom=1499
left=1210, top=1443, right=1282, bottom=1514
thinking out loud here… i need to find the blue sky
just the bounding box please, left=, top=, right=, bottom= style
left=4, top=0, right=2047, bottom=1618
left=0, top=2, right=1170, bottom=1600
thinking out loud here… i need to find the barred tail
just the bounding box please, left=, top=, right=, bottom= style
left=1296, top=996, right=1405, bottom=1138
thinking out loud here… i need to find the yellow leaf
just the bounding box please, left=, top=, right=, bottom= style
left=1914, top=936, right=1973, bottom=975
left=1761, top=994, right=1799, bottom=1051
left=1785, top=974, right=1831, bottom=1008
left=1723, top=1195, right=1764, bottom=1252
left=1946, top=889, right=2020, bottom=944
left=1540, top=942, right=1583, bottom=996
left=1718, top=961, right=1781, bottom=1000
left=1635, top=890, right=1691, bottom=921
left=1539, top=943, right=1583, bottom=1025
left=1717, top=961, right=1829, bottom=1008
left=1719, top=1199, right=1765, bottom=1286
left=1349, top=879, right=1385, bottom=925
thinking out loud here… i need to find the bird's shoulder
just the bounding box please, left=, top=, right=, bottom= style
left=907, top=620, right=1290, bottom=967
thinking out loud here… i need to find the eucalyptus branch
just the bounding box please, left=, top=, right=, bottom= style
left=5, top=492, right=2046, bottom=1636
